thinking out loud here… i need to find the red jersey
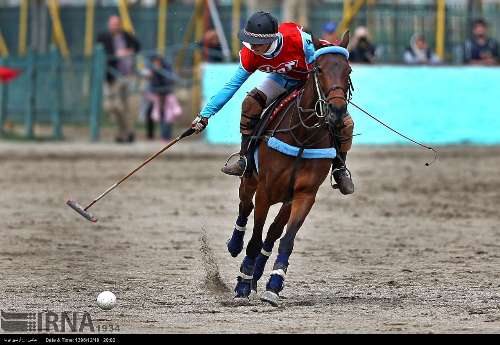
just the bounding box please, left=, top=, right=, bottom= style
left=239, top=22, right=313, bottom=81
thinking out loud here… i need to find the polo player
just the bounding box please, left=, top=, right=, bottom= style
left=191, top=11, right=355, bottom=195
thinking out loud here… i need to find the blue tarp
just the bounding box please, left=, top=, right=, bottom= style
left=202, top=64, right=500, bottom=145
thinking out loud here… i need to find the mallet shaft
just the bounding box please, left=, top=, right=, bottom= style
left=84, top=182, right=118, bottom=211
left=83, top=128, right=195, bottom=211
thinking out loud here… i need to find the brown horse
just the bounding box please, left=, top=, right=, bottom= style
left=225, top=32, right=353, bottom=306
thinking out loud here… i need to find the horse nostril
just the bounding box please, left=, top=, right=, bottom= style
left=329, top=102, right=347, bottom=114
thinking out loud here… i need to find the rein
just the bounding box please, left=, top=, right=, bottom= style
left=347, top=100, right=439, bottom=166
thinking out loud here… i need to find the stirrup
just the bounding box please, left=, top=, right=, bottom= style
left=330, top=166, right=352, bottom=190
left=223, top=152, right=248, bottom=178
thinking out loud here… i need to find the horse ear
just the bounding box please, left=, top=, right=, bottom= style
left=339, top=30, right=350, bottom=48
left=312, top=37, right=323, bottom=50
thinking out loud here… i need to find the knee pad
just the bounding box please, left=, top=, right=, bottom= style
left=240, top=89, right=267, bottom=135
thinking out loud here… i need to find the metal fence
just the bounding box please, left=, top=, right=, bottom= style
left=1, top=2, right=499, bottom=63
left=0, top=45, right=105, bottom=140
left=0, top=3, right=243, bottom=61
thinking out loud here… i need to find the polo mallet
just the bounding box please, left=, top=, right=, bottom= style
left=66, top=128, right=196, bottom=223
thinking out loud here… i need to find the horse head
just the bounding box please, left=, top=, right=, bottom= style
left=313, top=31, right=352, bottom=127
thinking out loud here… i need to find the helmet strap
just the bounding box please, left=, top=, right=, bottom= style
left=264, top=38, right=279, bottom=55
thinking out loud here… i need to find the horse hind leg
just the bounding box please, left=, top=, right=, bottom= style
left=227, top=176, right=257, bottom=258
left=252, top=202, right=291, bottom=292
left=261, top=195, right=315, bottom=307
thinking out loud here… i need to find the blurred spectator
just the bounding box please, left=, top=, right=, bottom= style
left=463, top=19, right=499, bottom=65
left=141, top=55, right=182, bottom=142
left=203, top=29, right=223, bottom=63
left=349, top=26, right=376, bottom=64
left=321, top=21, right=338, bottom=44
left=97, top=15, right=141, bottom=143
left=403, top=33, right=441, bottom=65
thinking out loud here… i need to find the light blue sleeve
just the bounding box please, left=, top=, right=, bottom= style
left=199, top=65, right=251, bottom=118
left=301, top=30, right=316, bottom=64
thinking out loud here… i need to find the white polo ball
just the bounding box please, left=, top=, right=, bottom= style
left=97, top=291, right=116, bottom=310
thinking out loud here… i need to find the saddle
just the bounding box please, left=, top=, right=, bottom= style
left=244, top=85, right=303, bottom=176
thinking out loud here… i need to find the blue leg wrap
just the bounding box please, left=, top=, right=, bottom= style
left=262, top=241, right=274, bottom=254
left=240, top=256, right=255, bottom=276
left=273, top=253, right=289, bottom=271
left=265, top=253, right=289, bottom=294
left=236, top=215, right=248, bottom=228
left=253, top=241, right=274, bottom=283
left=227, top=230, right=244, bottom=257
left=235, top=277, right=253, bottom=298
left=227, top=216, right=247, bottom=257
left=235, top=256, right=255, bottom=298
left=253, top=254, right=269, bottom=283
left=266, top=274, right=285, bottom=294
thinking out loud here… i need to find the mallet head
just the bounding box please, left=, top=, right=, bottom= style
left=66, top=200, right=98, bottom=223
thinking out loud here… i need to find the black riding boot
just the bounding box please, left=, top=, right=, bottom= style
left=331, top=152, right=354, bottom=195
left=221, top=135, right=251, bottom=176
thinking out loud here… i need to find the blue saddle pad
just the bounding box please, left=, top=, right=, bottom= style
left=254, top=137, right=336, bottom=174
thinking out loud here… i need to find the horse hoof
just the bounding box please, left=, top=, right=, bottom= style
left=234, top=289, right=257, bottom=303
left=249, top=289, right=258, bottom=300
left=232, top=296, right=251, bottom=306
left=261, top=290, right=279, bottom=307
left=233, top=294, right=250, bottom=300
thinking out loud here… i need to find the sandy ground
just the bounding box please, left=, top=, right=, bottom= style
left=0, top=140, right=499, bottom=334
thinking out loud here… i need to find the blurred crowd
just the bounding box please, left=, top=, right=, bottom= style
left=200, top=17, right=499, bottom=67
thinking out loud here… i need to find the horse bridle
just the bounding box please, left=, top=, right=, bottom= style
left=296, top=57, right=353, bottom=126
left=269, top=52, right=354, bottom=147
left=313, top=63, right=353, bottom=113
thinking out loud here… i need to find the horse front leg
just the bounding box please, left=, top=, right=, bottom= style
left=252, top=202, right=292, bottom=292
left=261, top=193, right=316, bottom=306
left=234, top=186, right=270, bottom=298
left=227, top=176, right=258, bottom=258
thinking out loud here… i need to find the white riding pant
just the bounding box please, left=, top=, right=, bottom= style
left=256, top=73, right=302, bottom=107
